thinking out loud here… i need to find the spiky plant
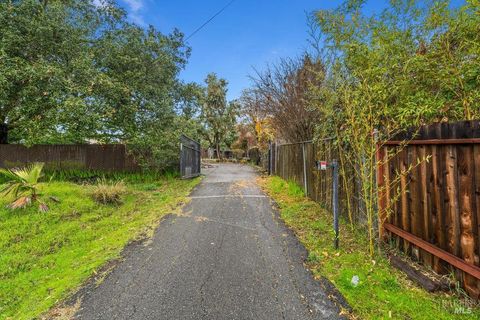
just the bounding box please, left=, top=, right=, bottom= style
left=91, top=178, right=127, bottom=205
left=0, top=162, right=49, bottom=212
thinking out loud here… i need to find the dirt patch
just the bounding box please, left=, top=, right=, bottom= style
left=41, top=299, right=82, bottom=320
left=228, top=179, right=256, bottom=195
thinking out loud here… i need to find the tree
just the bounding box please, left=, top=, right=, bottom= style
left=0, top=0, right=204, bottom=171
left=0, top=0, right=194, bottom=160
left=250, top=56, right=325, bottom=142
left=200, top=74, right=238, bottom=159
left=311, top=0, right=480, bottom=255
left=175, top=82, right=204, bottom=120
left=92, top=24, right=190, bottom=143
left=239, top=89, right=275, bottom=152
left=0, top=0, right=114, bottom=143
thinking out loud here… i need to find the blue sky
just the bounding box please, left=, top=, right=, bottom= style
left=117, top=0, right=463, bottom=101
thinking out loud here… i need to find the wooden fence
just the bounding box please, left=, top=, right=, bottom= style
left=268, top=120, right=480, bottom=299
left=269, top=139, right=361, bottom=222
left=378, top=121, right=480, bottom=298
left=0, top=144, right=140, bottom=171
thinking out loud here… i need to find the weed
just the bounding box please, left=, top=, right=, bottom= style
left=307, top=252, right=321, bottom=264
left=138, top=183, right=159, bottom=191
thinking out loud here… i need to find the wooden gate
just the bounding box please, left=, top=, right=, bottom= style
left=180, top=135, right=201, bottom=179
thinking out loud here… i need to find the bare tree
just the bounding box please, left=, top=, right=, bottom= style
left=249, top=55, right=325, bottom=143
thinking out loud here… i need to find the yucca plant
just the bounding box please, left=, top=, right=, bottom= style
left=0, top=162, right=49, bottom=212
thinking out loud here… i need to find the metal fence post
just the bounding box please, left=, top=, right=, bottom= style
left=269, top=141, right=272, bottom=175
left=302, top=142, right=308, bottom=196
left=332, top=159, right=339, bottom=249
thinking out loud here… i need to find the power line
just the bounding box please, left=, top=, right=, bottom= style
left=185, top=0, right=236, bottom=41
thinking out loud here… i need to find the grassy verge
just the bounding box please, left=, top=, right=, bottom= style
left=259, top=175, right=479, bottom=320
left=0, top=174, right=201, bottom=320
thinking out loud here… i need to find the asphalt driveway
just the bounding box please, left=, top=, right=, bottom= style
left=74, top=163, right=342, bottom=320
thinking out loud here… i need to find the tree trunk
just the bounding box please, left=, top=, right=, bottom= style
left=216, top=143, right=221, bottom=160
left=0, top=123, right=8, bottom=144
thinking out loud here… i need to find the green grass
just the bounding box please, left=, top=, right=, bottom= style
left=260, top=176, right=480, bottom=320
left=0, top=174, right=201, bottom=320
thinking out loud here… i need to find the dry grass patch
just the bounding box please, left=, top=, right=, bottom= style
left=91, top=179, right=127, bottom=205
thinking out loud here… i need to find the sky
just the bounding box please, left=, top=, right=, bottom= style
left=117, top=0, right=464, bottom=101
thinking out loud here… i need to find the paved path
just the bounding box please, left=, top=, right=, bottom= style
left=75, top=164, right=342, bottom=320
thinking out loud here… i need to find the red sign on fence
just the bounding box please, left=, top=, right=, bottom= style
left=319, top=161, right=327, bottom=170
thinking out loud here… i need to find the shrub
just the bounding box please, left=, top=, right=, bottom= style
left=91, top=179, right=127, bottom=205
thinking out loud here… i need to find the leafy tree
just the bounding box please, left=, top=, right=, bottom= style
left=315, top=0, right=480, bottom=129
left=0, top=0, right=203, bottom=171
left=200, top=73, right=238, bottom=159
left=92, top=24, right=190, bottom=142
left=239, top=89, right=275, bottom=152
left=311, top=0, right=480, bottom=255
left=175, top=82, right=204, bottom=120
left=0, top=0, right=115, bottom=143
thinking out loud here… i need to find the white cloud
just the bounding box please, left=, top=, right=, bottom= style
left=92, top=0, right=105, bottom=7
left=130, top=13, right=146, bottom=26
left=92, top=0, right=146, bottom=26
left=124, top=0, right=144, bottom=12
left=123, top=0, right=146, bottom=26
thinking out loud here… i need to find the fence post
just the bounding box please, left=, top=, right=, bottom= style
left=269, top=141, right=273, bottom=175
left=275, top=142, right=278, bottom=175
left=374, top=129, right=386, bottom=244
left=302, top=142, right=308, bottom=196
left=179, top=142, right=184, bottom=177
left=198, top=143, right=201, bottom=176
left=0, top=123, right=7, bottom=144
left=332, top=159, right=339, bottom=249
